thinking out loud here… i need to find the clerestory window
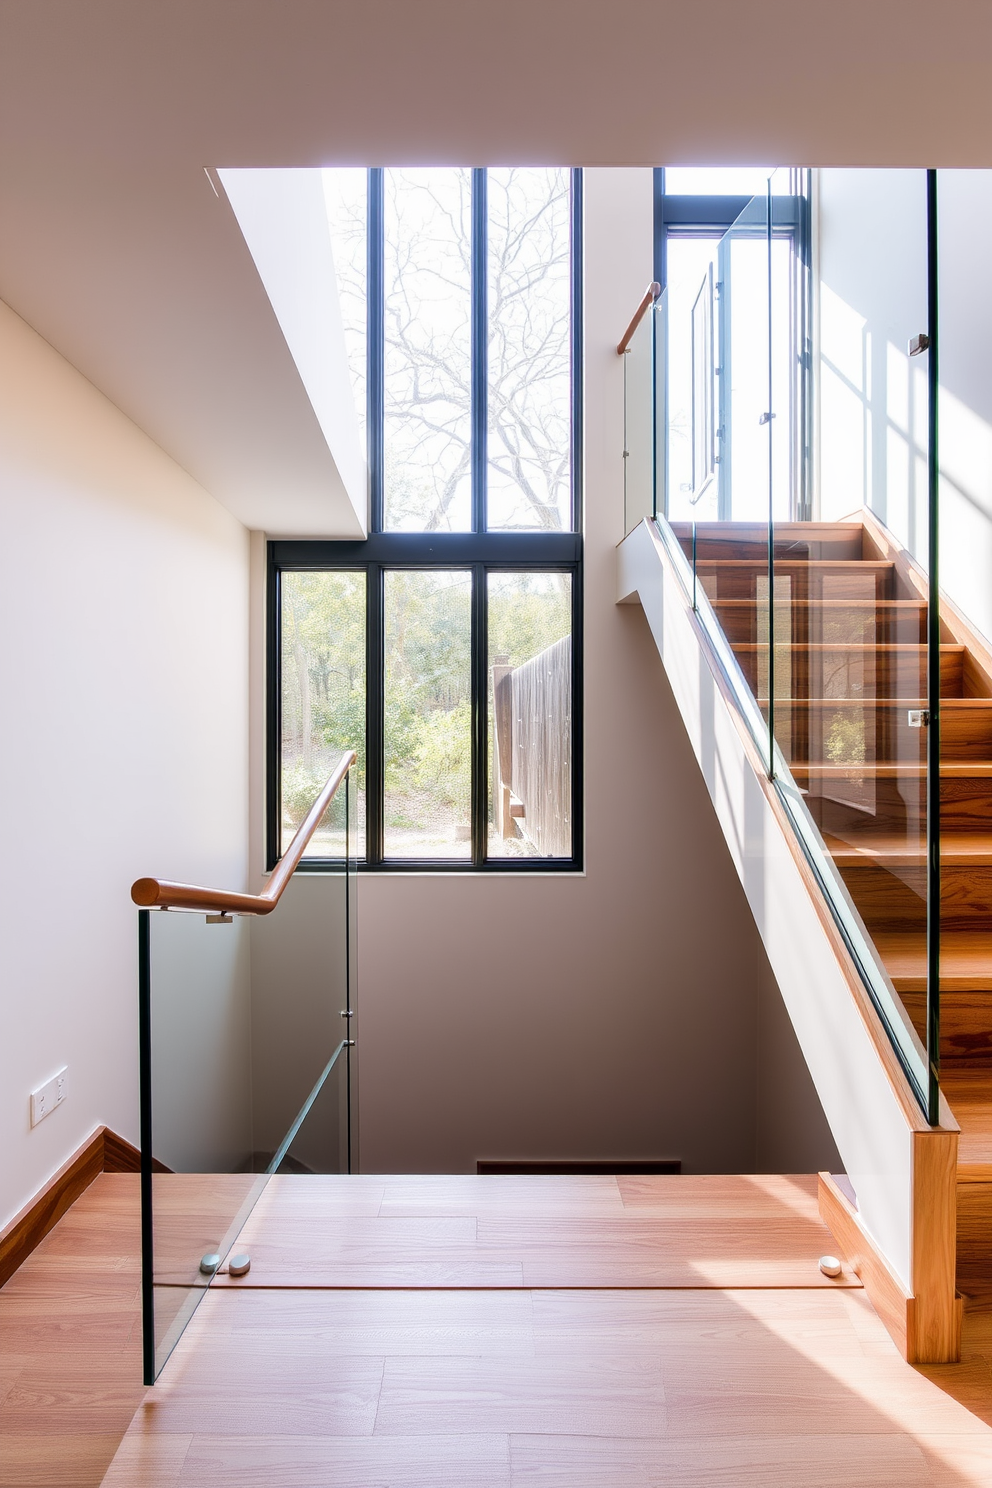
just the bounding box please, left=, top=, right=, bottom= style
left=268, top=167, right=583, bottom=871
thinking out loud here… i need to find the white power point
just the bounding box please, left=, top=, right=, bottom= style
left=30, top=1067, right=68, bottom=1127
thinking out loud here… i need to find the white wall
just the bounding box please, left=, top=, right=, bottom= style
left=934, top=172, right=992, bottom=641
left=352, top=169, right=836, bottom=1176
left=0, top=299, right=250, bottom=1231
left=818, top=168, right=992, bottom=642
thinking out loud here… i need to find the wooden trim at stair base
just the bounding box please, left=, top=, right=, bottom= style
left=819, top=1171, right=962, bottom=1364
left=0, top=1125, right=145, bottom=1289
left=911, top=1126, right=961, bottom=1362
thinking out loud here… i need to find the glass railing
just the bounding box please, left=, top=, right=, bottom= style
left=625, top=170, right=942, bottom=1124
left=136, top=755, right=356, bottom=1383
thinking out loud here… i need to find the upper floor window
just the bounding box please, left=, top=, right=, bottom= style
left=269, top=167, right=582, bottom=871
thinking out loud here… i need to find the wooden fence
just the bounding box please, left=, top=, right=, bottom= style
left=492, top=635, right=571, bottom=857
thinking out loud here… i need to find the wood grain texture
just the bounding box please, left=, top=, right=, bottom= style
left=104, top=1282, right=992, bottom=1488
left=0, top=1172, right=144, bottom=1488
left=819, top=1171, right=914, bottom=1360
left=911, top=1128, right=962, bottom=1363
left=11, top=1171, right=992, bottom=1488
left=209, top=1173, right=859, bottom=1292
left=0, top=1125, right=146, bottom=1290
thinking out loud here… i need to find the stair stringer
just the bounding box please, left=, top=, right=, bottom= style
left=618, top=518, right=959, bottom=1363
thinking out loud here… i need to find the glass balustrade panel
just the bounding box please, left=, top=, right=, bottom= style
left=772, top=169, right=933, bottom=1104
left=623, top=301, right=655, bottom=535
left=141, top=763, right=356, bottom=1381
left=650, top=171, right=931, bottom=1107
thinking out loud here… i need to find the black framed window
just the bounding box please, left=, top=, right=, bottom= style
left=268, top=167, right=583, bottom=871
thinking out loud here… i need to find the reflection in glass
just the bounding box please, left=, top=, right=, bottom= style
left=664, top=208, right=792, bottom=527
left=488, top=168, right=572, bottom=531
left=664, top=236, right=720, bottom=520
left=622, top=301, right=657, bottom=533
left=322, top=168, right=368, bottom=457
left=144, top=805, right=355, bottom=1378
left=384, top=570, right=472, bottom=857
left=488, top=573, right=572, bottom=858
left=281, top=571, right=366, bottom=857
left=383, top=169, right=472, bottom=531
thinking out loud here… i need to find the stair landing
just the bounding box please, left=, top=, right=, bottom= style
left=92, top=1171, right=992, bottom=1487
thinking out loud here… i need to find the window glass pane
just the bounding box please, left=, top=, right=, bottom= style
left=384, top=570, right=472, bottom=857
left=488, top=168, right=572, bottom=531
left=281, top=572, right=366, bottom=859
left=322, top=169, right=367, bottom=458
left=665, top=236, right=721, bottom=522
left=383, top=169, right=472, bottom=531
left=664, top=166, right=777, bottom=196
left=488, top=573, right=572, bottom=858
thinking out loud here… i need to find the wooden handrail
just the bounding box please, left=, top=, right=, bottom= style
left=616, top=282, right=661, bottom=356
left=131, top=750, right=357, bottom=915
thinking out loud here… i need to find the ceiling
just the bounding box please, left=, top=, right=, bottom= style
left=1, top=0, right=990, bottom=534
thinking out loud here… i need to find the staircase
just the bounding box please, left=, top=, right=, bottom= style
left=672, top=510, right=992, bottom=1303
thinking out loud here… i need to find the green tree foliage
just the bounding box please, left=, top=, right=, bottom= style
left=281, top=569, right=570, bottom=843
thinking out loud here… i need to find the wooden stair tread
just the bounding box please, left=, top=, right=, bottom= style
left=825, top=832, right=992, bottom=868
left=872, top=930, right=992, bottom=992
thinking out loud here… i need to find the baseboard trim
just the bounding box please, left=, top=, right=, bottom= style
left=0, top=1125, right=144, bottom=1288
left=477, top=1159, right=682, bottom=1176
left=818, top=1170, right=963, bottom=1364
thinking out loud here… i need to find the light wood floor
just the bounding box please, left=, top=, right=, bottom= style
left=6, top=1172, right=992, bottom=1487
left=0, top=1173, right=145, bottom=1488
left=210, top=1172, right=858, bottom=1290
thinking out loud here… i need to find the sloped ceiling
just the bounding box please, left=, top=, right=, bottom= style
left=0, top=1, right=989, bottom=534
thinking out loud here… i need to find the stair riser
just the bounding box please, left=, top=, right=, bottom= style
left=733, top=649, right=963, bottom=698
left=841, top=864, right=992, bottom=930
left=670, top=521, right=867, bottom=563
left=956, top=1178, right=992, bottom=1293
left=714, top=609, right=927, bottom=647
left=698, top=569, right=893, bottom=603
left=687, top=538, right=867, bottom=563
left=736, top=703, right=992, bottom=764
left=811, top=781, right=992, bottom=834
left=904, top=993, right=992, bottom=1065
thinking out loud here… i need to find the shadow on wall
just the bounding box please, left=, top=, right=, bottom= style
left=818, top=168, right=992, bottom=646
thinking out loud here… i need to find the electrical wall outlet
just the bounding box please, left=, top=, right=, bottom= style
left=31, top=1067, right=67, bottom=1127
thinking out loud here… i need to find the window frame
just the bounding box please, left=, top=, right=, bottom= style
left=653, top=168, right=813, bottom=522
left=267, top=168, right=584, bottom=873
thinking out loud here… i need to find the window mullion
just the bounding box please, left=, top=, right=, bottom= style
left=368, top=167, right=384, bottom=535
left=471, top=562, right=488, bottom=866
left=366, top=562, right=384, bottom=866
left=571, top=167, right=584, bottom=535
left=471, top=167, right=487, bottom=536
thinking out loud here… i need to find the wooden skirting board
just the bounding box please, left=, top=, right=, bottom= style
left=819, top=1170, right=963, bottom=1365
left=0, top=1124, right=147, bottom=1288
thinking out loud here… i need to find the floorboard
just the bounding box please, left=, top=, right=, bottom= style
left=209, top=1172, right=857, bottom=1291
left=6, top=1171, right=992, bottom=1487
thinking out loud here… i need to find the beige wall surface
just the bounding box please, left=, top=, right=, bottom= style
left=5, top=2, right=992, bottom=168
left=353, top=170, right=836, bottom=1175
left=0, top=299, right=250, bottom=1230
